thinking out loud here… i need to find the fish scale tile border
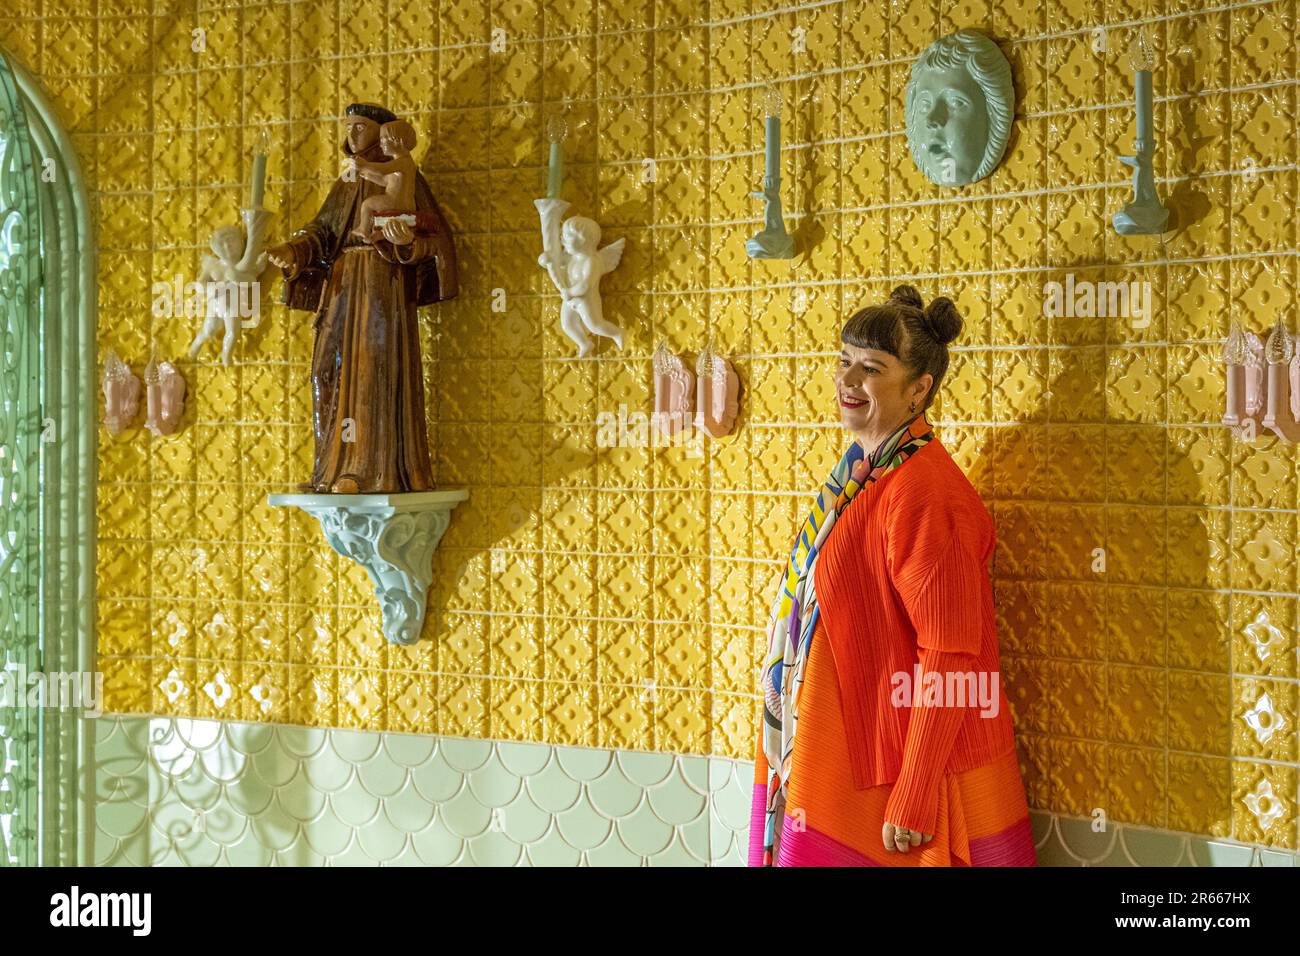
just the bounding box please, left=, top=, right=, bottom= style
left=89, top=715, right=1298, bottom=866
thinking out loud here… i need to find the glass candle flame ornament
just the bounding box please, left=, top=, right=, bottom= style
left=652, top=342, right=695, bottom=436
left=546, top=114, right=567, bottom=200
left=694, top=345, right=740, bottom=438
left=1112, top=25, right=1169, bottom=235
left=102, top=349, right=141, bottom=435
left=250, top=127, right=270, bottom=209
left=746, top=84, right=795, bottom=259
left=1264, top=315, right=1295, bottom=365
left=144, top=356, right=187, bottom=437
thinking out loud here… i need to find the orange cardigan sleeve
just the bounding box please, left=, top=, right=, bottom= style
left=882, top=482, right=991, bottom=835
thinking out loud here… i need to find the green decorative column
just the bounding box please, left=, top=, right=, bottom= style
left=0, top=51, right=44, bottom=868
left=0, top=48, right=97, bottom=868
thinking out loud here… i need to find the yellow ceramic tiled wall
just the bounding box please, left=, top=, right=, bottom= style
left=2, top=0, right=1297, bottom=848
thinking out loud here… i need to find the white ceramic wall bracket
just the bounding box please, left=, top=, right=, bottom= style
left=269, top=490, right=469, bottom=646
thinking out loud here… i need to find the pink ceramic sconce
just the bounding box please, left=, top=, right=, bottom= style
left=1223, top=320, right=1300, bottom=442
left=144, top=356, right=187, bottom=437
left=694, top=345, right=740, bottom=438
left=653, top=342, right=694, bottom=437
left=102, top=349, right=141, bottom=435
left=652, top=342, right=741, bottom=439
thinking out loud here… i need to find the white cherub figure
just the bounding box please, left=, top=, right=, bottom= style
left=188, top=210, right=269, bottom=366
left=536, top=204, right=625, bottom=357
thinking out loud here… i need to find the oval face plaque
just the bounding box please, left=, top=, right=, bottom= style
left=904, top=29, right=1014, bottom=187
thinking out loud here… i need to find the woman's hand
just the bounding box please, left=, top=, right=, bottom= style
left=882, top=820, right=933, bottom=853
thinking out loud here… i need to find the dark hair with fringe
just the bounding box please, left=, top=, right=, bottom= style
left=840, top=285, right=963, bottom=411
left=346, top=102, right=398, bottom=126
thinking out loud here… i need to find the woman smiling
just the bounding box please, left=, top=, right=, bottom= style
left=750, top=285, right=1036, bottom=867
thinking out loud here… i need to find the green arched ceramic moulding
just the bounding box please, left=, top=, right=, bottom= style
left=904, top=29, right=1014, bottom=187
left=0, top=48, right=98, bottom=867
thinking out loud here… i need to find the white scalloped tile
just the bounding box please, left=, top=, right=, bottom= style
left=357, top=817, right=409, bottom=861
left=587, top=833, right=643, bottom=866
left=467, top=831, right=526, bottom=866
left=334, top=839, right=384, bottom=866
left=408, top=750, right=463, bottom=804
left=226, top=832, right=274, bottom=868
left=173, top=718, right=223, bottom=752
left=328, top=787, right=382, bottom=829
left=249, top=803, right=301, bottom=852
left=525, top=757, right=585, bottom=813
left=249, top=739, right=305, bottom=788
left=389, top=843, right=428, bottom=867
left=616, top=749, right=677, bottom=788
left=439, top=737, right=494, bottom=773
left=554, top=795, right=614, bottom=850
left=465, top=753, right=527, bottom=807
left=227, top=721, right=276, bottom=755
left=409, top=818, right=464, bottom=866
left=280, top=779, right=330, bottom=822
left=275, top=726, right=330, bottom=759
left=1189, top=841, right=1257, bottom=867
left=382, top=786, right=437, bottom=834
left=555, top=745, right=615, bottom=782
left=646, top=768, right=708, bottom=826
left=224, top=773, right=275, bottom=817
left=615, top=808, right=675, bottom=857
left=383, top=735, right=437, bottom=768
left=587, top=762, right=645, bottom=818
left=497, top=740, right=552, bottom=777
left=356, top=750, right=412, bottom=798
left=527, top=838, right=582, bottom=867
left=302, top=807, right=355, bottom=859
left=440, top=786, right=494, bottom=838
left=176, top=834, right=221, bottom=867
left=499, top=795, right=552, bottom=846
left=95, top=792, right=148, bottom=840
left=302, top=743, right=359, bottom=791
left=1260, top=850, right=1297, bottom=866
left=647, top=834, right=705, bottom=866
left=330, top=728, right=383, bottom=764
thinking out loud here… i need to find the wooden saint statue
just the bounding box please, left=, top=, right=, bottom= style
left=267, top=103, right=458, bottom=493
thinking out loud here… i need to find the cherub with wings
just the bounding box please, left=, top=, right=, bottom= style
left=536, top=200, right=626, bottom=357
left=188, top=209, right=270, bottom=366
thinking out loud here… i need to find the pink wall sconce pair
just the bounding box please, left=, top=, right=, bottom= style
left=1222, top=319, right=1300, bottom=442
left=103, top=349, right=187, bottom=437
left=652, top=342, right=741, bottom=439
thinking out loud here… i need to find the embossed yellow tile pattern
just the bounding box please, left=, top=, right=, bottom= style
left=2, top=0, right=1298, bottom=849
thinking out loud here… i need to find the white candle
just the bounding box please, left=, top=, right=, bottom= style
left=250, top=128, right=270, bottom=209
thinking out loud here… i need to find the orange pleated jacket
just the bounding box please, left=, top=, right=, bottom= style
left=750, top=431, right=1036, bottom=865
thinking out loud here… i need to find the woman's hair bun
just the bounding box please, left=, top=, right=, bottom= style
left=922, top=297, right=962, bottom=346
left=889, top=284, right=924, bottom=310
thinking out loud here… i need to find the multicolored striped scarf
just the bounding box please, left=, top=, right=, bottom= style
left=757, top=413, right=934, bottom=866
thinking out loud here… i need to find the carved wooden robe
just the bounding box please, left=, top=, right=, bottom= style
left=280, top=139, right=457, bottom=493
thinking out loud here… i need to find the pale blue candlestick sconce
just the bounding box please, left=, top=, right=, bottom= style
left=747, top=85, right=795, bottom=259
left=1113, top=26, right=1169, bottom=235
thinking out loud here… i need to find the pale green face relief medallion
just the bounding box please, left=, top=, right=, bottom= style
left=905, top=30, right=1014, bottom=187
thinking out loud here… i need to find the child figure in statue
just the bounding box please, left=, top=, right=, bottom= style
left=351, top=119, right=419, bottom=240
